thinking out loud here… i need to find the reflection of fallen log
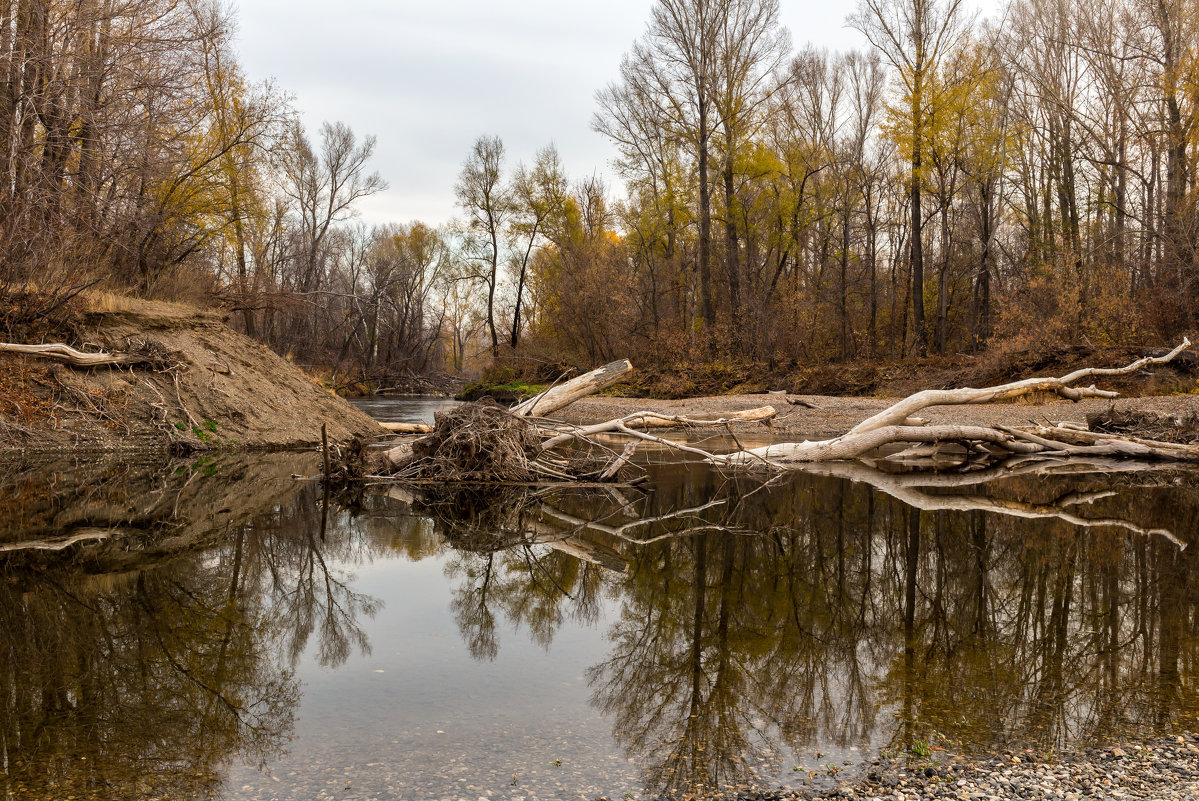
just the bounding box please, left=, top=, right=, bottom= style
left=523, top=519, right=630, bottom=573
left=0, top=453, right=317, bottom=566
left=798, top=460, right=1186, bottom=548
left=0, top=528, right=118, bottom=552
left=538, top=499, right=730, bottom=544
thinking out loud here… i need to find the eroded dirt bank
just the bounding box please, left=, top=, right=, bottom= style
left=0, top=298, right=384, bottom=452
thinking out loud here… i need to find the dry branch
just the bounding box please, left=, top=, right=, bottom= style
left=0, top=342, right=143, bottom=366
left=704, top=340, right=1197, bottom=467
left=536, top=406, right=776, bottom=453
left=846, top=338, right=1191, bottom=436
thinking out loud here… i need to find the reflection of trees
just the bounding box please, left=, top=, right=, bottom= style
left=406, top=485, right=622, bottom=661
left=246, top=493, right=382, bottom=669
left=426, top=463, right=1199, bottom=797
left=0, top=482, right=380, bottom=799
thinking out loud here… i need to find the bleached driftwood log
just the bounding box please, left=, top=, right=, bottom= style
left=0, top=342, right=143, bottom=366
left=378, top=421, right=433, bottom=434
left=711, top=339, right=1196, bottom=466
left=845, top=339, right=1192, bottom=436
left=512, top=359, right=633, bottom=417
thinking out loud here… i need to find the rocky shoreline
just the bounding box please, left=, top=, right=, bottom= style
left=717, top=734, right=1199, bottom=801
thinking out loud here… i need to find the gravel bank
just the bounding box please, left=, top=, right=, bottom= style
left=562, top=394, right=1199, bottom=441
left=710, top=734, right=1199, bottom=801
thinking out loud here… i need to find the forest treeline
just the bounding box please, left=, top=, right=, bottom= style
left=3, top=0, right=1198, bottom=385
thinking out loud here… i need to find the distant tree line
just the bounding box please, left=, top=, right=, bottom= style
left=518, top=0, right=1199, bottom=368
left=5, top=0, right=1198, bottom=384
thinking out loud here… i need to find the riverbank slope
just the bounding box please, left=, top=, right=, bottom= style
left=0, top=296, right=384, bottom=452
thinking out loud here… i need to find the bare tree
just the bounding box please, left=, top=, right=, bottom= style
left=455, top=135, right=511, bottom=357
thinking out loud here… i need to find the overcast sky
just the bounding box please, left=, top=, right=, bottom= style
left=232, top=0, right=991, bottom=228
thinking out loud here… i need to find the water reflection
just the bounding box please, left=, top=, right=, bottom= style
left=2, top=451, right=1199, bottom=799
left=0, top=455, right=379, bottom=800
left=417, top=463, right=1199, bottom=795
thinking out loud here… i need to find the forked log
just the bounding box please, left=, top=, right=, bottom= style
left=0, top=342, right=143, bottom=366
left=846, top=338, right=1191, bottom=436
left=708, top=339, right=1196, bottom=466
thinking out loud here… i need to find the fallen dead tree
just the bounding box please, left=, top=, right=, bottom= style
left=700, top=338, right=1199, bottom=468
left=371, top=359, right=778, bottom=480
left=363, top=340, right=1198, bottom=485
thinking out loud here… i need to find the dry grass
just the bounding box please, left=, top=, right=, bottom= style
left=79, top=289, right=193, bottom=314
left=0, top=356, right=57, bottom=431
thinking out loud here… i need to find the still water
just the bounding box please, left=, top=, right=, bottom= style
left=2, top=398, right=1199, bottom=800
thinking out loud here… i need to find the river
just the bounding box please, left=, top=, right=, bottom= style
left=2, top=397, right=1197, bottom=800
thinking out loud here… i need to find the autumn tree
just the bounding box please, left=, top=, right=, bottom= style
left=850, top=0, right=973, bottom=355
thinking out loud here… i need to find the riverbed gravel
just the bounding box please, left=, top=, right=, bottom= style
left=717, top=733, right=1199, bottom=801
left=563, top=394, right=1199, bottom=441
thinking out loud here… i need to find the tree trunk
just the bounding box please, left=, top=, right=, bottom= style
left=698, top=96, right=715, bottom=332
left=510, top=359, right=634, bottom=417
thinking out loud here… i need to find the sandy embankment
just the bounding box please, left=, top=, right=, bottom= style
left=0, top=297, right=384, bottom=453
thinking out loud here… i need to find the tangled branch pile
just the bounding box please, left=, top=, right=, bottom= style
left=390, top=401, right=541, bottom=482
left=1088, top=407, right=1199, bottom=445
left=376, top=400, right=618, bottom=483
